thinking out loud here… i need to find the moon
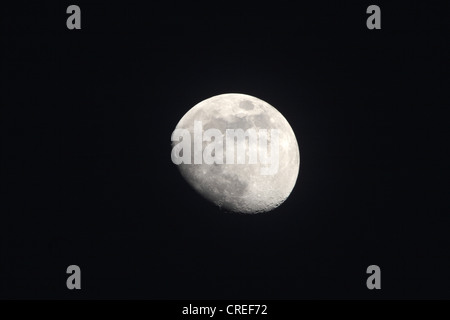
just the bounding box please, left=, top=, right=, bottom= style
left=172, top=93, right=300, bottom=214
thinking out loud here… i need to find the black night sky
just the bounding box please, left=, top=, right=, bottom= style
left=1, top=1, right=449, bottom=299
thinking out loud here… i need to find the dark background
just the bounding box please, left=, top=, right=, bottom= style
left=1, top=1, right=449, bottom=299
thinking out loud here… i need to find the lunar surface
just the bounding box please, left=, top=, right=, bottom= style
left=171, top=93, right=300, bottom=214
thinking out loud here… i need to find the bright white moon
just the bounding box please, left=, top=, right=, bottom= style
left=172, top=93, right=300, bottom=214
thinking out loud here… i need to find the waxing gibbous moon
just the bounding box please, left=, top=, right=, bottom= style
left=172, top=93, right=300, bottom=214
